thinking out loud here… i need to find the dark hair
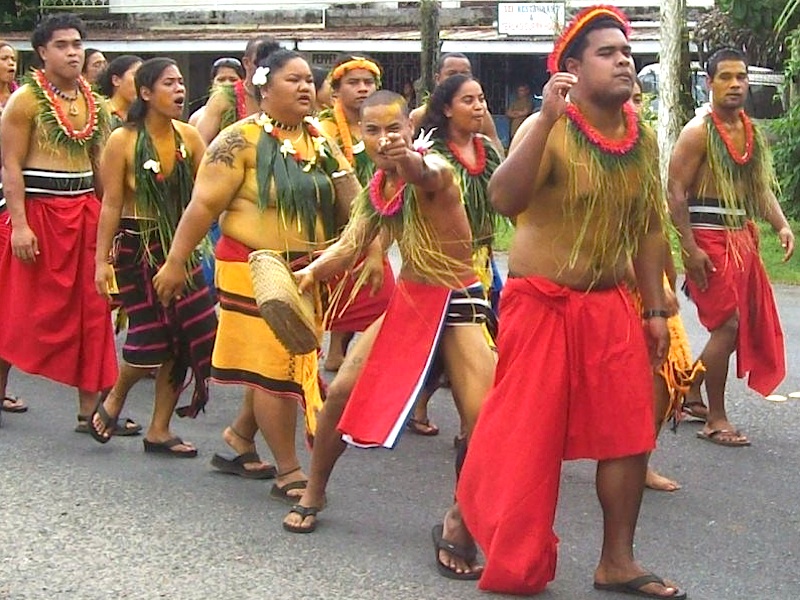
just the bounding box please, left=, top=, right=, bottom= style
left=436, top=52, right=469, bottom=74
left=419, top=74, right=476, bottom=140
left=560, top=17, right=626, bottom=70
left=247, top=36, right=282, bottom=64
left=211, top=57, right=245, bottom=80
left=82, top=48, right=103, bottom=73
left=126, top=57, right=179, bottom=125
left=360, top=90, right=409, bottom=118
left=312, top=66, right=329, bottom=91
left=97, top=54, right=142, bottom=98
left=31, top=14, right=86, bottom=52
left=329, top=54, right=382, bottom=90
left=706, top=48, right=747, bottom=79
left=254, top=49, right=306, bottom=94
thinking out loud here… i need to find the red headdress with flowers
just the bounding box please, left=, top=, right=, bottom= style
left=547, top=5, right=631, bottom=74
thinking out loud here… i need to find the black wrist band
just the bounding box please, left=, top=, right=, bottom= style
left=642, top=309, right=669, bottom=320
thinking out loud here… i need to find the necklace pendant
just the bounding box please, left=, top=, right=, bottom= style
left=69, top=102, right=79, bottom=116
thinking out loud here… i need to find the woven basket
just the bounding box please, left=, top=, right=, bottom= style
left=332, top=170, right=362, bottom=205
left=248, top=250, right=319, bottom=355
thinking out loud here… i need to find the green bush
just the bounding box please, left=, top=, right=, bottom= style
left=770, top=30, right=800, bottom=221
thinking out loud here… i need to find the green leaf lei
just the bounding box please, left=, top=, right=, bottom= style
left=255, top=115, right=340, bottom=242
left=431, top=135, right=503, bottom=249
left=26, top=70, right=109, bottom=156
left=134, top=125, right=197, bottom=268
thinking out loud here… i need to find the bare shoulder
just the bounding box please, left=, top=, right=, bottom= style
left=2, top=84, right=39, bottom=121
left=410, top=105, right=426, bottom=127
left=204, top=122, right=255, bottom=167
left=105, top=125, right=135, bottom=148
left=173, top=120, right=202, bottom=143
left=677, top=114, right=708, bottom=145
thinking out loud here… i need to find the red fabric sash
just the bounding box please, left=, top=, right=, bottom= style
left=686, top=222, right=785, bottom=395
left=326, top=257, right=395, bottom=332
left=337, top=279, right=450, bottom=448
left=0, top=193, right=118, bottom=391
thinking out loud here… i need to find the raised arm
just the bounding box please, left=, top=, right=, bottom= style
left=195, top=89, right=227, bottom=145
left=0, top=87, right=37, bottom=263
left=488, top=73, right=574, bottom=217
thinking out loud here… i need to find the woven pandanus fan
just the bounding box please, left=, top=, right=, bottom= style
left=248, top=250, right=319, bottom=355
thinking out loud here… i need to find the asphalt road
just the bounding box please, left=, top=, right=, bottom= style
left=1, top=257, right=799, bottom=600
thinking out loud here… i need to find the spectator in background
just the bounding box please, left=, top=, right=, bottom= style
left=402, top=80, right=416, bottom=108
left=505, top=83, right=534, bottom=141
left=97, top=55, right=142, bottom=129
left=311, top=66, right=333, bottom=113
left=188, top=57, right=245, bottom=126
left=82, top=48, right=106, bottom=85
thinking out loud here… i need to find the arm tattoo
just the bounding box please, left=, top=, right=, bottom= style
left=204, top=127, right=251, bottom=167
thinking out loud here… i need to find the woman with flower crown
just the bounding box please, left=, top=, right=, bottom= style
left=91, top=58, right=217, bottom=457
left=154, top=50, right=360, bottom=497
left=0, top=15, right=120, bottom=432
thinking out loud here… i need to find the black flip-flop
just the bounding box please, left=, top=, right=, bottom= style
left=143, top=437, right=198, bottom=458
left=211, top=452, right=277, bottom=479
left=594, top=573, right=687, bottom=599
left=88, top=402, right=116, bottom=444
left=282, top=504, right=320, bottom=534
left=1, top=396, right=28, bottom=413
left=431, top=524, right=482, bottom=580
left=270, top=480, right=308, bottom=504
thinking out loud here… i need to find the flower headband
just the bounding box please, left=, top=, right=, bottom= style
left=547, top=4, right=631, bottom=74
left=329, top=57, right=382, bottom=88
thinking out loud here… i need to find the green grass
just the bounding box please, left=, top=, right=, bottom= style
left=494, top=219, right=800, bottom=284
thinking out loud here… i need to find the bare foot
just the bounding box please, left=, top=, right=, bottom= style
left=436, top=505, right=483, bottom=577
left=646, top=467, right=681, bottom=492
left=595, top=563, right=686, bottom=598
left=222, top=426, right=274, bottom=473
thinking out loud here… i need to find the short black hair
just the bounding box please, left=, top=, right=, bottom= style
left=436, top=52, right=470, bottom=74
left=560, top=17, right=625, bottom=71
left=360, top=90, right=409, bottom=118
left=311, top=66, right=329, bottom=91
left=245, top=36, right=281, bottom=62
left=31, top=13, right=86, bottom=52
left=706, top=48, right=747, bottom=79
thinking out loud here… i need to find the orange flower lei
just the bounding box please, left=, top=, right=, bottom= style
left=32, top=69, right=98, bottom=143
left=333, top=100, right=356, bottom=165
left=547, top=5, right=631, bottom=74
left=709, top=109, right=754, bottom=166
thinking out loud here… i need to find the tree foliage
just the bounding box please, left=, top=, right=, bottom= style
left=0, top=0, right=38, bottom=31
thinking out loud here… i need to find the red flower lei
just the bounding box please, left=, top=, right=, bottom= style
left=447, top=136, right=486, bottom=176
left=234, top=80, right=247, bottom=120
left=709, top=109, right=754, bottom=166
left=33, top=69, right=98, bottom=143
left=369, top=169, right=406, bottom=217
left=565, top=102, right=639, bottom=156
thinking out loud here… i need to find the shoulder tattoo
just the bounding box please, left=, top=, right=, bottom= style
left=205, top=127, right=251, bottom=167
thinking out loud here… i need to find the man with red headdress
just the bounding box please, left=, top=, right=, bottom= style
left=457, top=6, right=687, bottom=598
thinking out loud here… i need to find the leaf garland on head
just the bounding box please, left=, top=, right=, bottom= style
left=134, top=125, right=197, bottom=269
left=27, top=69, right=108, bottom=156
left=219, top=80, right=249, bottom=130
left=431, top=135, right=503, bottom=249
left=255, top=114, right=339, bottom=242
left=702, top=110, right=775, bottom=226
left=562, top=106, right=664, bottom=284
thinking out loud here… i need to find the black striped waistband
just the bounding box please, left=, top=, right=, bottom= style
left=688, top=197, right=746, bottom=229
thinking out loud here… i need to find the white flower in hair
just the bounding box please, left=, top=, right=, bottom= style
left=251, top=66, right=270, bottom=87
left=143, top=159, right=161, bottom=174
left=413, top=128, right=436, bottom=154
